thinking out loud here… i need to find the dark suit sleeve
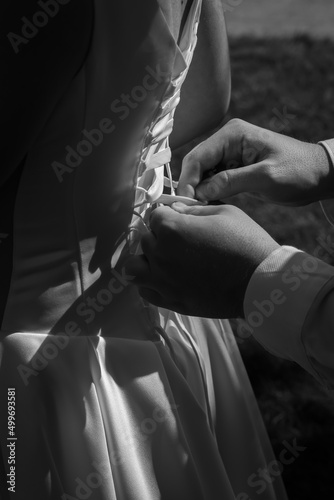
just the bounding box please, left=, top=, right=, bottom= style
left=0, top=0, right=93, bottom=185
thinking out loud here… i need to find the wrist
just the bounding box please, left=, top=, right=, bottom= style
left=237, top=240, right=281, bottom=319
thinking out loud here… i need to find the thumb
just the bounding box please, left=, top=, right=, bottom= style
left=196, top=163, right=267, bottom=201
left=172, top=202, right=225, bottom=216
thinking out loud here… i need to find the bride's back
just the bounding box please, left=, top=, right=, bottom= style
left=0, top=0, right=230, bottom=334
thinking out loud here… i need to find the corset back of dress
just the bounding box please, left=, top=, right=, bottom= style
left=2, top=0, right=201, bottom=336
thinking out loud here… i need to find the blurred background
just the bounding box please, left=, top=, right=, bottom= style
left=226, top=0, right=334, bottom=38
left=222, top=1, right=334, bottom=498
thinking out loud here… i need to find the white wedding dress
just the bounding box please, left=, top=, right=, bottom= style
left=0, top=1, right=288, bottom=499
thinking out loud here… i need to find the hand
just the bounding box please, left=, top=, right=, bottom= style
left=177, top=119, right=334, bottom=206
left=125, top=203, right=279, bottom=318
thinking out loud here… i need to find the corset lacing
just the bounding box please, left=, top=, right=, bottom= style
left=111, top=0, right=202, bottom=267
left=110, top=2, right=215, bottom=432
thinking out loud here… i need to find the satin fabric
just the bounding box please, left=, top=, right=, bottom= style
left=0, top=1, right=287, bottom=498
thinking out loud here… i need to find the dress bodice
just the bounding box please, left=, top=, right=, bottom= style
left=2, top=0, right=201, bottom=335
left=0, top=6, right=289, bottom=499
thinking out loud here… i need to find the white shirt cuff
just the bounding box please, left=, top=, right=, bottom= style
left=319, top=139, right=334, bottom=227
left=242, top=245, right=334, bottom=379
left=322, top=139, right=334, bottom=158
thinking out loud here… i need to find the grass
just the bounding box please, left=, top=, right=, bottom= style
left=225, top=0, right=334, bottom=39
left=227, top=36, right=334, bottom=499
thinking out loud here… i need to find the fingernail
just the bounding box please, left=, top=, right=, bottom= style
left=180, top=184, right=195, bottom=199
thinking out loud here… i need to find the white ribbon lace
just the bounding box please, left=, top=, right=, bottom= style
left=111, top=1, right=202, bottom=267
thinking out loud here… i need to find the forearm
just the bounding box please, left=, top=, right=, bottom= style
left=243, top=246, right=334, bottom=388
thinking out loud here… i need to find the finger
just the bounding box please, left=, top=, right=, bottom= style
left=149, top=205, right=179, bottom=237
left=124, top=255, right=151, bottom=283
left=171, top=202, right=226, bottom=217
left=195, top=162, right=268, bottom=201
left=177, top=123, right=246, bottom=198
left=140, top=231, right=157, bottom=259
